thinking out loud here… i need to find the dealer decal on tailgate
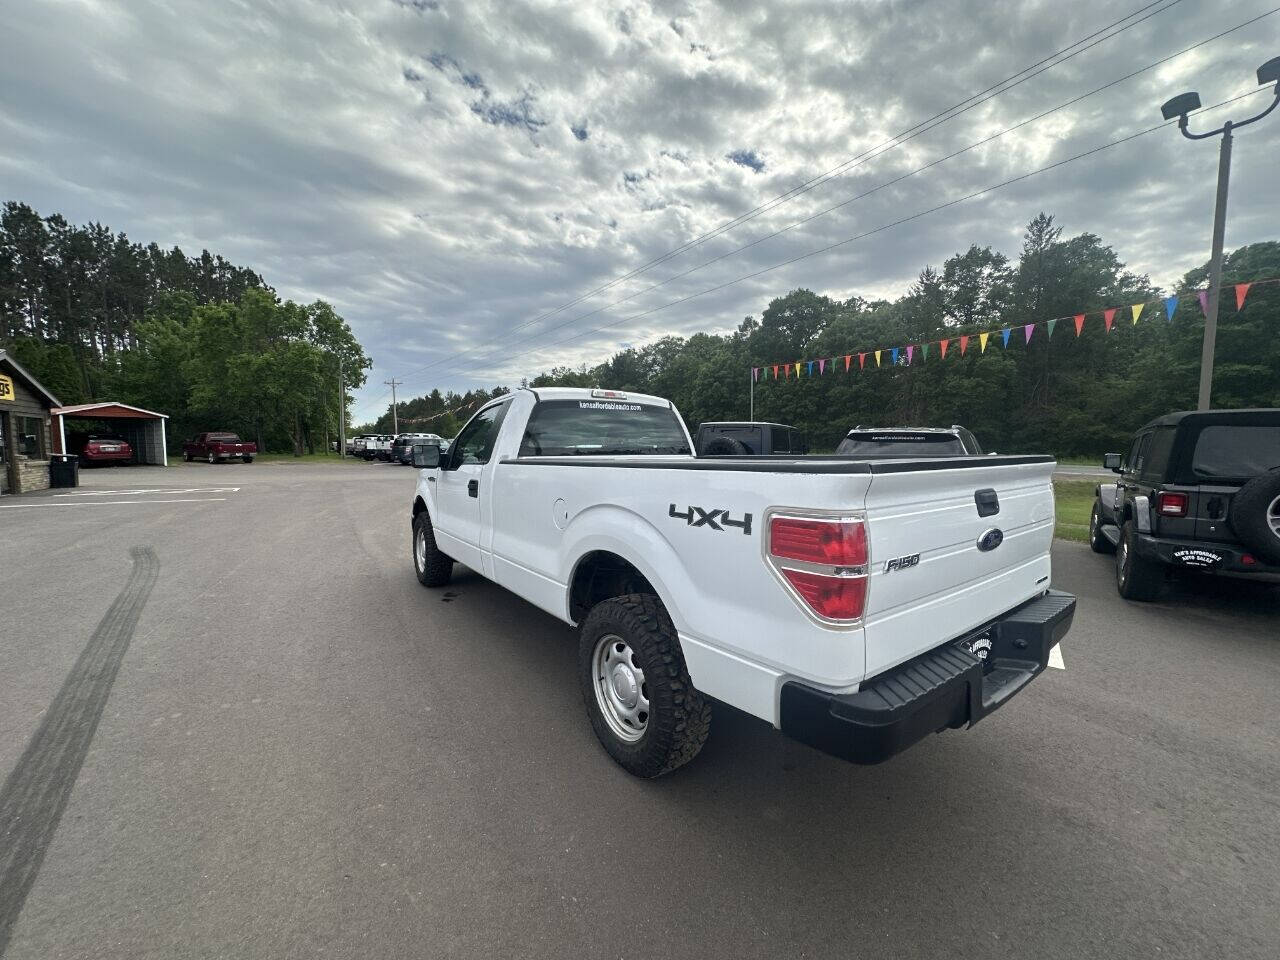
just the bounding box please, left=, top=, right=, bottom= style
left=1172, top=548, right=1223, bottom=568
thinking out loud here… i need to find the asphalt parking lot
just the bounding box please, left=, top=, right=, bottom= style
left=1, top=461, right=1278, bottom=960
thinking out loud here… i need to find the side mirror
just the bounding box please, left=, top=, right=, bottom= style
left=1103, top=453, right=1122, bottom=472
left=413, top=443, right=442, bottom=469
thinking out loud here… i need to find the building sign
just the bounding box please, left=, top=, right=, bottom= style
left=0, top=373, right=14, bottom=401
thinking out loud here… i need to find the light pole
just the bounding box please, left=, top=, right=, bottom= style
left=1161, top=56, right=1280, bottom=411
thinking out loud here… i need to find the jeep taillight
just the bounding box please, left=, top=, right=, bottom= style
left=767, top=515, right=868, bottom=622
left=1157, top=491, right=1188, bottom=517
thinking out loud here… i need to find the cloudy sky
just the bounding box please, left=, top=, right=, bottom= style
left=3, top=0, right=1278, bottom=419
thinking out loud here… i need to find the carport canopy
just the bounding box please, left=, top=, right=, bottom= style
left=50, top=402, right=169, bottom=466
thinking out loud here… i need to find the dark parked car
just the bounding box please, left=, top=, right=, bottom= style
left=183, top=432, right=256, bottom=463
left=1090, top=408, right=1280, bottom=600
left=70, top=432, right=133, bottom=465
left=392, top=433, right=444, bottom=464
left=695, top=421, right=808, bottom=456
left=836, top=425, right=984, bottom=456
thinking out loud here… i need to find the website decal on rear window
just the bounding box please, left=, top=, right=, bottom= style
left=578, top=401, right=642, bottom=412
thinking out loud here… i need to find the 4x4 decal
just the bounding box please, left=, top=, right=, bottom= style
left=669, top=503, right=753, bottom=535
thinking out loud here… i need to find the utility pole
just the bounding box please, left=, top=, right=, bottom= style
left=749, top=368, right=755, bottom=421
left=384, top=378, right=403, bottom=434
left=338, top=353, right=346, bottom=458
left=1160, top=57, right=1279, bottom=410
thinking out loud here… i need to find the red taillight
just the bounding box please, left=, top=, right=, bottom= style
left=1242, top=554, right=1257, bottom=566
left=780, top=569, right=867, bottom=620
left=1157, top=491, right=1188, bottom=517
left=768, top=515, right=868, bottom=621
left=769, top=516, right=867, bottom=567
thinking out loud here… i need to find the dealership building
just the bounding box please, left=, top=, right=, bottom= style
left=0, top=349, right=61, bottom=496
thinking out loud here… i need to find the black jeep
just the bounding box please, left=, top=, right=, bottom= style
left=1090, top=409, right=1280, bottom=600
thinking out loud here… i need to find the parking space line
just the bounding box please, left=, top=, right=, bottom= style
left=53, top=487, right=240, bottom=497
left=0, top=498, right=228, bottom=509
left=1048, top=643, right=1066, bottom=670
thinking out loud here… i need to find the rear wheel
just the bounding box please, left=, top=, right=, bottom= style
left=206, top=452, right=216, bottom=464
left=1089, top=501, right=1114, bottom=554
left=578, top=594, right=711, bottom=778
left=243, top=457, right=253, bottom=464
left=412, top=511, right=452, bottom=587
left=184, top=453, right=192, bottom=462
left=1116, top=520, right=1164, bottom=601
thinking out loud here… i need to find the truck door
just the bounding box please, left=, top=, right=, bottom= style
left=434, top=402, right=508, bottom=573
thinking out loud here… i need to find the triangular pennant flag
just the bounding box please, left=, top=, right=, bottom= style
left=906, top=345, right=914, bottom=365
left=806, top=360, right=814, bottom=377
left=922, top=343, right=930, bottom=361
left=1130, top=303, right=1143, bottom=324
left=752, top=367, right=759, bottom=382
left=978, top=332, right=989, bottom=353
left=874, top=350, right=882, bottom=367
left=858, top=352, right=866, bottom=370
left=771, top=364, right=778, bottom=379
left=1197, top=290, right=1208, bottom=317
left=1023, top=324, right=1034, bottom=344
left=1073, top=314, right=1085, bottom=337
left=1235, top=282, right=1252, bottom=310
left=844, top=354, right=851, bottom=372
left=940, top=338, right=950, bottom=359
left=818, top=358, right=826, bottom=374
left=1047, top=318, right=1057, bottom=337
left=891, top=348, right=900, bottom=366
left=784, top=363, right=790, bottom=379
left=794, top=361, right=802, bottom=377
left=959, top=335, right=969, bottom=356
left=1164, top=296, right=1178, bottom=321
left=1001, top=328, right=1011, bottom=348
left=1103, top=308, right=1116, bottom=333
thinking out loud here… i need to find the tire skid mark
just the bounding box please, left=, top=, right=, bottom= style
left=0, top=546, right=159, bottom=957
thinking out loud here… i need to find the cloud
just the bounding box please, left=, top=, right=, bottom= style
left=1, top=0, right=1278, bottom=420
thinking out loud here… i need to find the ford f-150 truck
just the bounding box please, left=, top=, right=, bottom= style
left=183, top=432, right=256, bottom=463
left=408, top=387, right=1075, bottom=777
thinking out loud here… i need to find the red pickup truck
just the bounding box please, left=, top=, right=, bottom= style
left=183, top=432, right=257, bottom=463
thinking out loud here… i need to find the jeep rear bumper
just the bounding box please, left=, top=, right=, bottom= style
left=1133, top=533, right=1280, bottom=574
left=778, top=590, right=1075, bottom=765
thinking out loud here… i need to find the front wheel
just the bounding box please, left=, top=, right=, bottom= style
left=412, top=511, right=452, bottom=587
left=1089, top=502, right=1114, bottom=554
left=243, top=457, right=253, bottom=463
left=184, top=453, right=192, bottom=462
left=578, top=594, right=711, bottom=778
left=1116, top=521, right=1164, bottom=601
left=206, top=452, right=216, bottom=464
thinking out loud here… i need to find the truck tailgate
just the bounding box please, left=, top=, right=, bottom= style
left=860, top=459, right=1056, bottom=679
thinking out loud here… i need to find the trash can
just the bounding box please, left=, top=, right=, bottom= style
left=50, top=453, right=79, bottom=488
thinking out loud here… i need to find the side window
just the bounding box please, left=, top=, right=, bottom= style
left=1122, top=436, right=1142, bottom=473
left=1133, top=433, right=1153, bottom=476
left=1143, top=427, right=1176, bottom=479
left=770, top=429, right=790, bottom=454
left=451, top=403, right=507, bottom=466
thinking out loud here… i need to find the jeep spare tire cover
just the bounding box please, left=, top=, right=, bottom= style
left=1228, top=469, right=1280, bottom=565
left=702, top=436, right=750, bottom=456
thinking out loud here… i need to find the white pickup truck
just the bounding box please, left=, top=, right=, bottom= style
left=409, top=387, right=1075, bottom=777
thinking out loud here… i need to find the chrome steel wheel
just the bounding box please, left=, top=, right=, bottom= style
left=592, top=634, right=649, bottom=743
left=1268, top=494, right=1280, bottom=541
left=414, top=526, right=426, bottom=572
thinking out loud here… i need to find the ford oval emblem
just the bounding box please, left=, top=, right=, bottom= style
left=977, top=528, right=1004, bottom=552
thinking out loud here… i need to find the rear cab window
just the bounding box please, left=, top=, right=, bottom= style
left=836, top=432, right=966, bottom=456
left=520, top=399, right=690, bottom=456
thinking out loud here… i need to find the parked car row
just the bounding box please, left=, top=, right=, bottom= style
left=348, top=432, right=448, bottom=463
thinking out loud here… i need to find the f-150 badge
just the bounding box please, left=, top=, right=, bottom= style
left=669, top=504, right=752, bottom=535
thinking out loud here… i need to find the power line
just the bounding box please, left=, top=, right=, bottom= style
left=387, top=0, right=1185, bottom=387
left=453, top=88, right=1271, bottom=381
left=445, top=10, right=1277, bottom=376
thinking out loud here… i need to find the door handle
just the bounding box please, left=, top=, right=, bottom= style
left=468, top=479, right=479, bottom=498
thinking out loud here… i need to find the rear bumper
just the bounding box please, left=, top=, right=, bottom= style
left=779, top=590, right=1075, bottom=765
left=1133, top=533, right=1280, bottom=574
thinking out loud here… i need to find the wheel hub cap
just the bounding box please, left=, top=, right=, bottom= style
left=592, top=634, right=649, bottom=743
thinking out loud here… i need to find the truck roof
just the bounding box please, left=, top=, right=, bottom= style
left=699, top=421, right=793, bottom=429
left=526, top=387, right=671, bottom=408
